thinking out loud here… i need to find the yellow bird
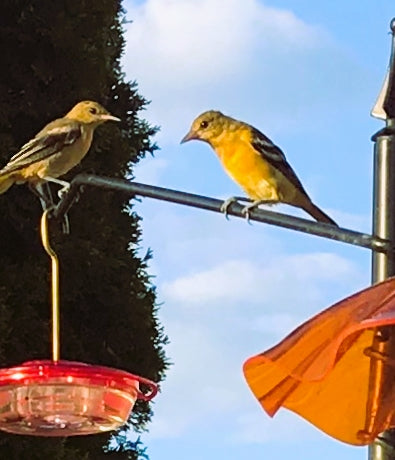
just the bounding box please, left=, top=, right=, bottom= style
left=181, top=110, right=337, bottom=226
left=0, top=100, right=120, bottom=196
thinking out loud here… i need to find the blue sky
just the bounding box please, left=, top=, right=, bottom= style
left=122, top=1, right=394, bottom=459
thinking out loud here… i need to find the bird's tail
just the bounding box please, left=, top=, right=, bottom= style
left=301, top=201, right=338, bottom=226
left=0, top=172, right=16, bottom=194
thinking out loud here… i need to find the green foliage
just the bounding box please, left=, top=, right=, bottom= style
left=0, top=0, right=168, bottom=458
left=103, top=433, right=149, bottom=460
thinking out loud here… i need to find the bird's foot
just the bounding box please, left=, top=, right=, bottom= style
left=57, top=184, right=70, bottom=199
left=29, top=184, right=54, bottom=210
left=241, top=200, right=278, bottom=223
left=220, top=197, right=238, bottom=220
left=241, top=200, right=265, bottom=224
left=41, top=177, right=70, bottom=199
left=220, top=196, right=251, bottom=220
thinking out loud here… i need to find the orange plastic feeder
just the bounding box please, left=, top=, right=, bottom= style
left=0, top=359, right=157, bottom=436
left=243, top=277, right=395, bottom=446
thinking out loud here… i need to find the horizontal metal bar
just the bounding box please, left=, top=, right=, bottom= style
left=53, top=174, right=389, bottom=253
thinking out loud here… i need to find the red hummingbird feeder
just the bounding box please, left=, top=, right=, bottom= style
left=0, top=210, right=158, bottom=436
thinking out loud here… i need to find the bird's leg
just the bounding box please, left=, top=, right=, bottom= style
left=29, top=183, right=54, bottom=209
left=42, top=177, right=71, bottom=198
left=56, top=180, right=85, bottom=206
left=220, top=196, right=252, bottom=219
left=42, top=179, right=87, bottom=234
left=30, top=183, right=70, bottom=234
left=61, top=215, right=70, bottom=234
left=74, top=185, right=84, bottom=203
left=42, top=182, right=54, bottom=207
left=241, top=199, right=278, bottom=223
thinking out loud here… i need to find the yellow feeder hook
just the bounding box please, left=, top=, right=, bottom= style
left=40, top=210, right=60, bottom=363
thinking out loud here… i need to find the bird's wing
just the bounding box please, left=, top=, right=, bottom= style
left=3, top=118, right=82, bottom=173
left=249, top=126, right=308, bottom=196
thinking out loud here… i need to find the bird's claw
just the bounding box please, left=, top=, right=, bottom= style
left=220, top=197, right=238, bottom=220
left=241, top=201, right=263, bottom=224
left=57, top=185, right=70, bottom=199
left=241, top=206, right=253, bottom=224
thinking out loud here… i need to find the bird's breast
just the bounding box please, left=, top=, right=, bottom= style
left=215, top=140, right=280, bottom=201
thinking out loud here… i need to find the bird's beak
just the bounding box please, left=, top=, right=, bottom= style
left=180, top=130, right=197, bottom=144
left=100, top=114, right=121, bottom=122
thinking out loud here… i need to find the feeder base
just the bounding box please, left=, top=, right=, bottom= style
left=0, top=360, right=157, bottom=436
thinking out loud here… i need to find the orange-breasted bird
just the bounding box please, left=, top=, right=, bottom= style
left=0, top=100, right=120, bottom=197
left=181, top=110, right=337, bottom=226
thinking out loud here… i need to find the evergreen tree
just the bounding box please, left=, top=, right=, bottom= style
left=0, top=1, right=168, bottom=458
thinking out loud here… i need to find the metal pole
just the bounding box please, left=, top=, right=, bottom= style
left=369, top=18, right=395, bottom=458
left=52, top=174, right=388, bottom=252
left=368, top=120, right=395, bottom=459
left=372, top=121, right=395, bottom=281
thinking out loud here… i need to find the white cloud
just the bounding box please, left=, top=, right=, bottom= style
left=146, top=317, right=246, bottom=439
left=147, top=245, right=364, bottom=441
left=125, top=0, right=324, bottom=86
left=138, top=204, right=368, bottom=442
left=123, top=0, right=343, bottom=144
left=161, top=252, right=362, bottom=310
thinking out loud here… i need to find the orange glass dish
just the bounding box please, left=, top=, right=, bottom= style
left=0, top=360, right=157, bottom=436
left=243, top=277, right=395, bottom=445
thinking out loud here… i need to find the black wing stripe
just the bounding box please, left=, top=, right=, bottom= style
left=250, top=126, right=308, bottom=196
left=3, top=126, right=81, bottom=173
left=9, top=125, right=80, bottom=163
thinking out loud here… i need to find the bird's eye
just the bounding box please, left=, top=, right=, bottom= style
left=200, top=120, right=209, bottom=129
left=89, top=107, right=98, bottom=114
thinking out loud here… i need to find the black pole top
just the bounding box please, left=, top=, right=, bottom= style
left=383, top=18, right=395, bottom=119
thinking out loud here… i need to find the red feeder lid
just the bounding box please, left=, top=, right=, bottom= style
left=0, top=360, right=158, bottom=437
